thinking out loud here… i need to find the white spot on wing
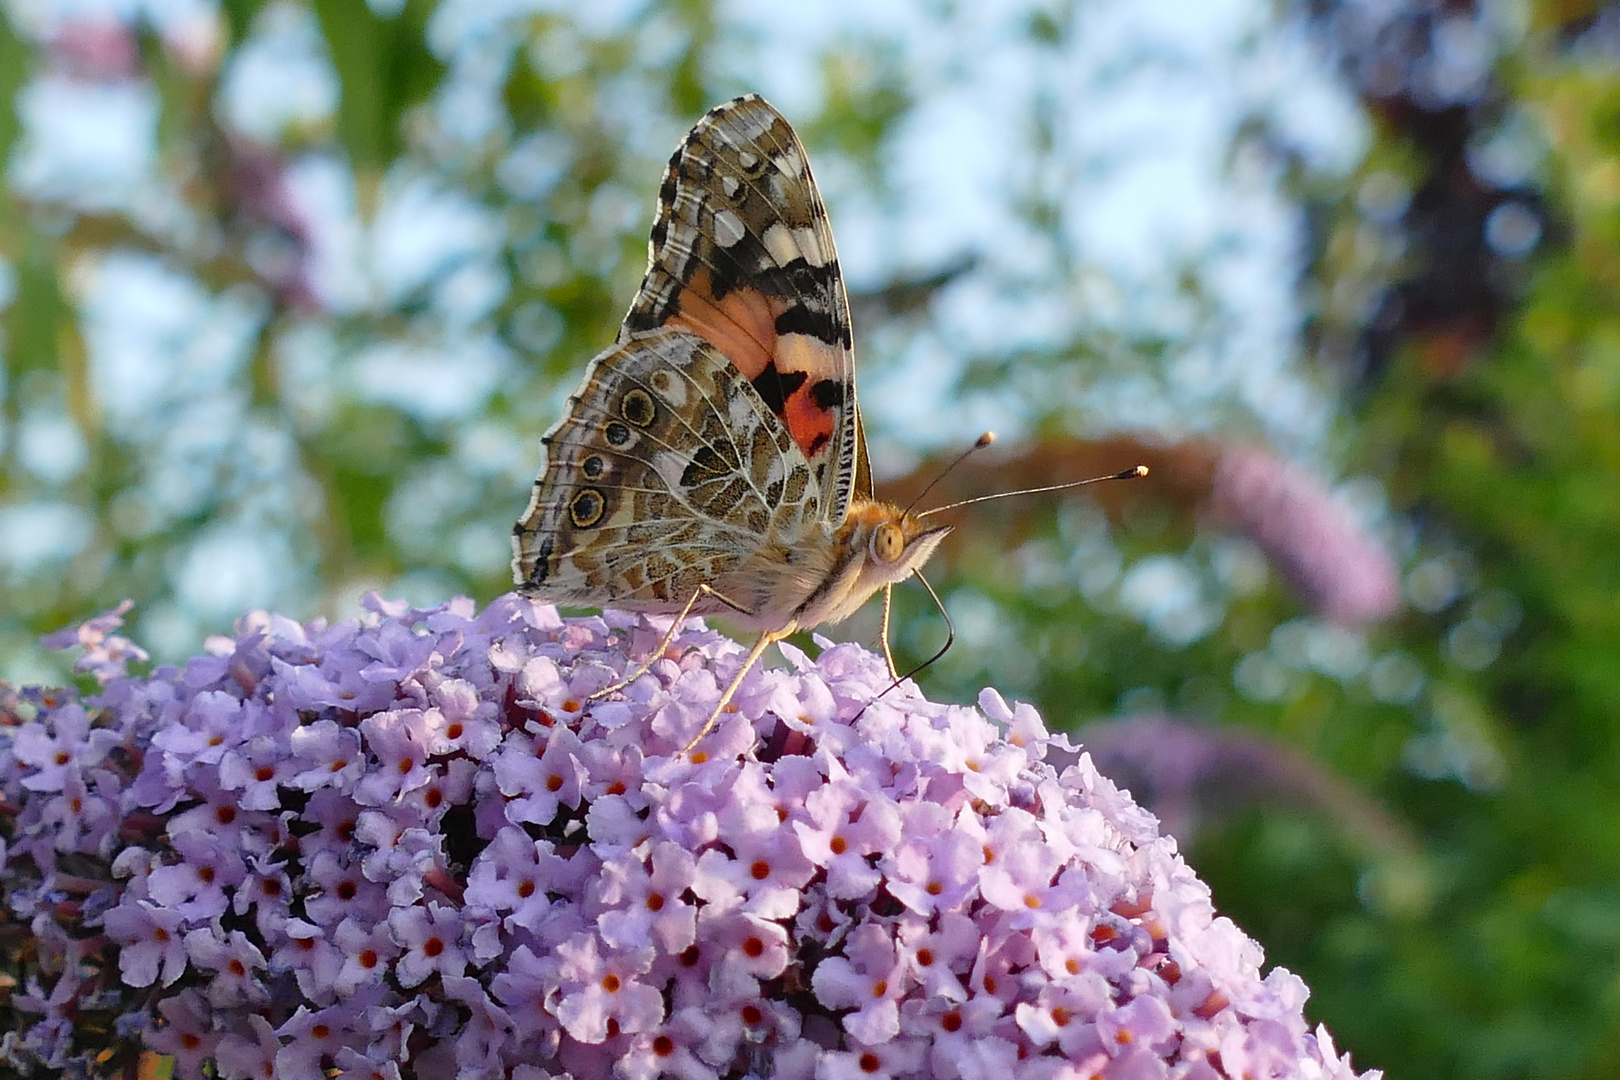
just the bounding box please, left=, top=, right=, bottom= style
left=776, top=146, right=805, bottom=178
left=729, top=390, right=762, bottom=431
left=651, top=371, right=686, bottom=406
left=794, top=226, right=827, bottom=266
left=762, top=222, right=801, bottom=265
left=713, top=208, right=747, bottom=247
left=652, top=449, right=690, bottom=493
left=775, top=332, right=842, bottom=381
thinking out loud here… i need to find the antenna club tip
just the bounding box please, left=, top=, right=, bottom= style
left=1132, top=464, right=1149, bottom=478
left=976, top=431, right=996, bottom=448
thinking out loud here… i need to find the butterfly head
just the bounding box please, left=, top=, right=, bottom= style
left=845, top=500, right=951, bottom=591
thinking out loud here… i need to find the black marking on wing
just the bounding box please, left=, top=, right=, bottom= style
left=810, top=378, right=844, bottom=409
left=751, top=362, right=808, bottom=415
left=680, top=442, right=734, bottom=488
left=530, top=536, right=554, bottom=584
left=773, top=272, right=849, bottom=345
left=647, top=150, right=681, bottom=251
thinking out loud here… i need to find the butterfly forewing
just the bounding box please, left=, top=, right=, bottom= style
left=619, top=94, right=859, bottom=524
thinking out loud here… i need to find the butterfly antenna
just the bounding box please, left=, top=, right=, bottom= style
left=857, top=570, right=955, bottom=719
left=918, top=464, right=1149, bottom=518
left=902, top=432, right=998, bottom=516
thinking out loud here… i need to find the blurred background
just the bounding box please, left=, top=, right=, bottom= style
left=1, top=0, right=1617, bottom=1076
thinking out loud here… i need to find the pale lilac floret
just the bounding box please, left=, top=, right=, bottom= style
left=701, top=908, right=791, bottom=992
left=812, top=922, right=910, bottom=1044
left=355, top=811, right=442, bottom=906
left=353, top=709, right=434, bottom=805
left=690, top=792, right=816, bottom=918
left=12, top=702, right=117, bottom=792
left=269, top=918, right=345, bottom=1001
left=617, top=1006, right=719, bottom=1080
left=493, top=725, right=587, bottom=825
left=442, top=974, right=517, bottom=1078
left=286, top=719, right=366, bottom=792
left=332, top=916, right=400, bottom=996
left=143, top=991, right=219, bottom=1076
left=488, top=943, right=557, bottom=1037
left=0, top=597, right=1381, bottom=1080
left=275, top=1001, right=357, bottom=1078
left=464, top=825, right=568, bottom=933
left=101, top=899, right=189, bottom=988
left=147, top=831, right=244, bottom=921
left=821, top=1035, right=928, bottom=1080
left=389, top=900, right=470, bottom=986
left=36, top=764, right=117, bottom=855
left=793, top=770, right=903, bottom=900
left=898, top=912, right=980, bottom=1002
left=273, top=653, right=397, bottom=713
left=549, top=933, right=663, bottom=1043
left=211, top=1013, right=281, bottom=1080
left=218, top=733, right=302, bottom=810
left=423, top=677, right=503, bottom=757
left=184, top=927, right=269, bottom=1008
left=883, top=811, right=985, bottom=916
left=594, top=840, right=699, bottom=953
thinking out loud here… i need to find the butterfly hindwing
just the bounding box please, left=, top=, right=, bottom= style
left=512, top=327, right=821, bottom=610
left=620, top=94, right=859, bottom=525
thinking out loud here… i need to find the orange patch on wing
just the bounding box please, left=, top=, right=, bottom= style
left=773, top=331, right=841, bottom=458
left=783, top=373, right=836, bottom=459
left=671, top=266, right=843, bottom=462
left=672, top=268, right=774, bottom=378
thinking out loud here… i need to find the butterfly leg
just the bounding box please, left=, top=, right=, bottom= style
left=879, top=583, right=900, bottom=681
left=680, top=621, right=798, bottom=755
left=588, top=582, right=758, bottom=703
left=586, top=585, right=710, bottom=703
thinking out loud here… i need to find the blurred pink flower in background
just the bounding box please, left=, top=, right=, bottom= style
left=1209, top=446, right=1402, bottom=626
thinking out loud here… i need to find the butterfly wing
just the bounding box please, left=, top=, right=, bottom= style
left=511, top=326, right=821, bottom=616
left=619, top=94, right=859, bottom=525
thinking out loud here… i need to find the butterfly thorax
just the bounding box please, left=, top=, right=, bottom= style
left=725, top=499, right=949, bottom=631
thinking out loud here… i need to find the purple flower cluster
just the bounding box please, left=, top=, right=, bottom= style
left=1209, top=447, right=1401, bottom=627
left=0, top=595, right=1378, bottom=1080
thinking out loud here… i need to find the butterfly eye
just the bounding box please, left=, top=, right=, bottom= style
left=871, top=523, right=905, bottom=564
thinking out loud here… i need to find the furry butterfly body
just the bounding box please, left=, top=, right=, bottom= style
left=513, top=95, right=948, bottom=748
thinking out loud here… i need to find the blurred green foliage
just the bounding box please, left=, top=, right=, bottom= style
left=3, top=1, right=1620, bottom=1078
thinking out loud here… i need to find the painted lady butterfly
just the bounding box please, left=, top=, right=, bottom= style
left=513, top=95, right=949, bottom=750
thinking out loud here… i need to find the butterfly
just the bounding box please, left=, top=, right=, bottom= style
left=512, top=94, right=950, bottom=751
